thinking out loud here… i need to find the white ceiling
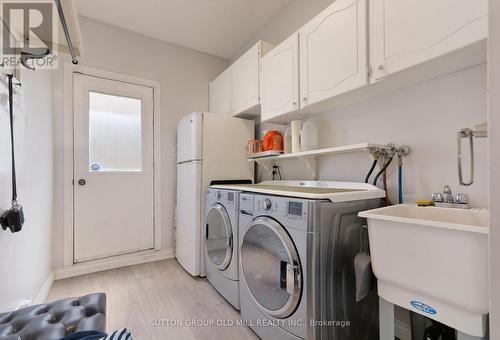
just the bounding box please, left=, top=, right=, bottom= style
left=75, top=0, right=292, bottom=59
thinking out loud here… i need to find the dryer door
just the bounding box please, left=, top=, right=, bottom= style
left=205, top=204, right=233, bottom=271
left=241, top=217, right=302, bottom=318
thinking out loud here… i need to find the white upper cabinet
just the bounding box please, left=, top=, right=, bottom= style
left=370, top=0, right=488, bottom=82
left=209, top=41, right=273, bottom=117
left=231, top=43, right=260, bottom=116
left=231, top=41, right=273, bottom=117
left=210, top=0, right=487, bottom=123
left=209, top=68, right=231, bottom=115
left=299, top=0, right=368, bottom=108
left=260, top=34, right=299, bottom=122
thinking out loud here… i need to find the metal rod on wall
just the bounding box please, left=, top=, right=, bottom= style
left=54, top=0, right=78, bottom=65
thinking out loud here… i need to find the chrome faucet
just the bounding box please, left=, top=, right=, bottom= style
left=432, top=185, right=469, bottom=209
left=442, top=185, right=453, bottom=203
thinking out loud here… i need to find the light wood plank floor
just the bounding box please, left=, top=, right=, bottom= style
left=47, top=259, right=259, bottom=340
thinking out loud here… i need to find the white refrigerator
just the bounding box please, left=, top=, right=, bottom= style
left=176, top=112, right=254, bottom=276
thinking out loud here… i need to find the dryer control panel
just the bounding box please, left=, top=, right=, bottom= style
left=240, top=194, right=254, bottom=215
left=206, top=188, right=239, bottom=212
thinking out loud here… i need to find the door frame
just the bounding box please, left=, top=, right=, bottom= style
left=62, top=63, right=162, bottom=266
left=489, top=0, right=499, bottom=336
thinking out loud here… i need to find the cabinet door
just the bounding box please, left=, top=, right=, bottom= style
left=209, top=68, right=231, bottom=115
left=370, top=0, right=488, bottom=81
left=299, top=0, right=368, bottom=108
left=230, top=42, right=260, bottom=116
left=261, top=35, right=299, bottom=122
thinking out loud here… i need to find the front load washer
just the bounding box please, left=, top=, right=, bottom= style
left=238, top=187, right=383, bottom=340
left=205, top=188, right=241, bottom=309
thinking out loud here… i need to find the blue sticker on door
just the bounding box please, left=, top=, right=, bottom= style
left=410, top=301, right=437, bottom=315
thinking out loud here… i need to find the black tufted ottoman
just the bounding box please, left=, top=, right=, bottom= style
left=0, top=293, right=106, bottom=340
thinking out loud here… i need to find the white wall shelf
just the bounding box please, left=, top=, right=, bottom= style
left=249, top=143, right=384, bottom=179
left=249, top=143, right=379, bottom=162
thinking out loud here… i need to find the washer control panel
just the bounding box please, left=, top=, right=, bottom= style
left=287, top=201, right=304, bottom=218
left=254, top=195, right=310, bottom=228
left=262, top=199, right=274, bottom=212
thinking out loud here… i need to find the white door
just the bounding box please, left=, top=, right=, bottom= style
left=209, top=68, right=231, bottom=115
left=73, top=73, right=155, bottom=262
left=230, top=42, right=261, bottom=116
left=261, top=34, right=299, bottom=122
left=299, top=0, right=368, bottom=108
left=369, top=0, right=488, bottom=82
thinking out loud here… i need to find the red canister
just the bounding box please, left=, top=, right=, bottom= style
left=261, top=131, right=284, bottom=152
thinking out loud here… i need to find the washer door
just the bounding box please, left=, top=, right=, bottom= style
left=241, top=217, right=302, bottom=318
left=205, top=204, right=233, bottom=271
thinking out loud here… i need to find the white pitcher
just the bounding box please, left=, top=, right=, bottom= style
left=300, top=120, right=319, bottom=152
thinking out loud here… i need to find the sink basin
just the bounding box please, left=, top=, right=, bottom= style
left=359, top=204, right=489, bottom=337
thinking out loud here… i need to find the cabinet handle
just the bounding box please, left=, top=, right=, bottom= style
left=377, top=64, right=385, bottom=71
left=302, top=97, right=307, bottom=102
left=292, top=101, right=297, bottom=107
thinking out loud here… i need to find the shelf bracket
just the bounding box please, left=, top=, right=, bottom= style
left=298, top=156, right=318, bottom=180
left=254, top=159, right=274, bottom=175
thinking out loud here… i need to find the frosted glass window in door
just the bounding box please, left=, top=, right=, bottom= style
left=88, top=92, right=142, bottom=172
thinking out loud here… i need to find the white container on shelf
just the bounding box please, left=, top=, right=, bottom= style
left=291, top=120, right=302, bottom=153
left=283, top=125, right=292, bottom=154
left=300, top=120, right=319, bottom=152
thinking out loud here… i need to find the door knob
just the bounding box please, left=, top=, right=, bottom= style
left=78, top=179, right=86, bottom=186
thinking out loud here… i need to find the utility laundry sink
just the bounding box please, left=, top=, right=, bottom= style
left=359, top=204, right=489, bottom=337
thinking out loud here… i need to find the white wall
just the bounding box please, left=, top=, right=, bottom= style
left=488, top=0, right=499, bottom=336
left=0, top=70, right=54, bottom=311
left=52, top=17, right=228, bottom=268
left=315, top=65, right=488, bottom=207
left=258, top=66, right=488, bottom=207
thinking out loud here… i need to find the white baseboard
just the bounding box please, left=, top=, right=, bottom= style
left=34, top=271, right=55, bottom=304
left=395, top=318, right=412, bottom=340
left=54, top=248, right=175, bottom=280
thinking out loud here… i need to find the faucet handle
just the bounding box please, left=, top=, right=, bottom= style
left=432, top=192, right=444, bottom=203
left=443, top=185, right=452, bottom=194
left=454, top=193, right=469, bottom=205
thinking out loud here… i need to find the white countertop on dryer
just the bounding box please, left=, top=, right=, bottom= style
left=210, top=181, right=386, bottom=203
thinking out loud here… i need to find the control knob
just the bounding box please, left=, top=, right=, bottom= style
left=264, top=199, right=273, bottom=211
